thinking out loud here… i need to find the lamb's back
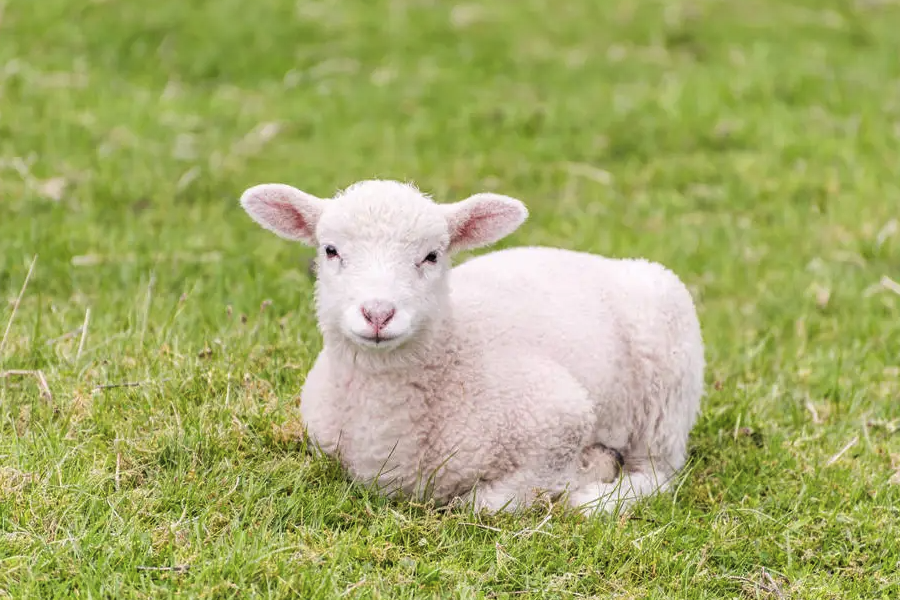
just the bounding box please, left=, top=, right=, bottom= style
left=449, top=246, right=701, bottom=404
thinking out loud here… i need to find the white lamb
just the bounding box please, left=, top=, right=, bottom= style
left=239, top=179, right=705, bottom=515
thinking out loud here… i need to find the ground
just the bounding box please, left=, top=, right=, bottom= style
left=1, top=0, right=899, bottom=597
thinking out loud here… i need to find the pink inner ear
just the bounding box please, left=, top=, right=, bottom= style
left=452, top=202, right=519, bottom=246
left=283, top=202, right=310, bottom=233
left=256, top=198, right=313, bottom=240
left=453, top=213, right=480, bottom=243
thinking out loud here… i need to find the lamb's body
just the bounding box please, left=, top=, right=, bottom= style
left=301, top=245, right=703, bottom=512
left=240, top=179, right=704, bottom=514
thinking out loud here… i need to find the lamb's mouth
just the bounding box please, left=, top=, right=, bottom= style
left=352, top=332, right=402, bottom=347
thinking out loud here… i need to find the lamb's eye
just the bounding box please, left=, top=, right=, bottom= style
left=423, top=251, right=439, bottom=264
left=324, top=245, right=339, bottom=259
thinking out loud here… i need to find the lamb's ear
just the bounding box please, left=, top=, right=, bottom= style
left=239, top=183, right=324, bottom=246
left=442, top=193, right=528, bottom=253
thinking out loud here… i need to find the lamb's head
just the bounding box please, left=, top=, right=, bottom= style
left=240, top=179, right=527, bottom=352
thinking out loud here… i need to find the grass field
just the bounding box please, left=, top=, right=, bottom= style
left=2, top=0, right=900, bottom=597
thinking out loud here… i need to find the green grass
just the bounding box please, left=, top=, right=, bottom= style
left=2, top=0, right=900, bottom=597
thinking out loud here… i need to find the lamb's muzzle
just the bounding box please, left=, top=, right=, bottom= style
left=359, top=300, right=397, bottom=344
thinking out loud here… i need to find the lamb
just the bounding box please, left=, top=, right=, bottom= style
left=239, top=179, right=705, bottom=515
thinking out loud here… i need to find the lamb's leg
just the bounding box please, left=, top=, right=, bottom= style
left=566, top=461, right=678, bottom=515
left=458, top=360, right=598, bottom=514
left=466, top=471, right=554, bottom=513
left=466, top=443, right=624, bottom=513
left=568, top=427, right=687, bottom=514
left=570, top=348, right=700, bottom=516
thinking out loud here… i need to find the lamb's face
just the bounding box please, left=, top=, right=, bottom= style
left=313, top=184, right=452, bottom=350
left=239, top=179, right=528, bottom=354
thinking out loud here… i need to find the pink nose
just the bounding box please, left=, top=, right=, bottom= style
left=360, top=301, right=396, bottom=331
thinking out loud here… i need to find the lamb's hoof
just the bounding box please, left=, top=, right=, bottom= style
left=579, top=443, right=625, bottom=483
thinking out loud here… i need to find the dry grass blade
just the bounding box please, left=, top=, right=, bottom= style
left=136, top=565, right=190, bottom=574
left=825, top=436, right=859, bottom=467
left=76, top=308, right=91, bottom=362
left=139, top=272, right=156, bottom=347
left=805, top=400, right=822, bottom=424
left=0, top=255, right=37, bottom=358
left=727, top=567, right=787, bottom=599
left=339, top=577, right=368, bottom=597
left=94, top=378, right=171, bottom=392
left=458, top=522, right=503, bottom=532
left=115, top=451, right=122, bottom=492
left=511, top=499, right=555, bottom=538
left=875, top=219, right=898, bottom=247
left=0, top=369, right=52, bottom=401
left=761, top=568, right=786, bottom=599
left=881, top=275, right=900, bottom=296
left=44, top=327, right=83, bottom=346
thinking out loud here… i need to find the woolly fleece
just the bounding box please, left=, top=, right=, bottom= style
left=240, top=180, right=705, bottom=514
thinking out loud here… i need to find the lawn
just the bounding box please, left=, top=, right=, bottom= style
left=2, top=0, right=900, bottom=597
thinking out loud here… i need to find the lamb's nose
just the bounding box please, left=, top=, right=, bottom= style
left=360, top=301, right=396, bottom=331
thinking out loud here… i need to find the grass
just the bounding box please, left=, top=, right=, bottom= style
left=1, top=0, right=900, bottom=597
